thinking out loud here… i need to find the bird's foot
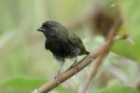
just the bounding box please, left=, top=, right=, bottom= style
left=54, top=71, right=62, bottom=84
left=71, top=62, right=79, bottom=75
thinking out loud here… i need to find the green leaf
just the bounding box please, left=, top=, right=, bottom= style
left=0, top=76, right=47, bottom=88
left=92, top=80, right=139, bottom=93
left=112, top=0, right=140, bottom=63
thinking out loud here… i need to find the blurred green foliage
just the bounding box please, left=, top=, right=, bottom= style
left=112, top=0, right=140, bottom=62
left=0, top=76, right=46, bottom=88
left=0, top=0, right=140, bottom=93
left=93, top=80, right=140, bottom=93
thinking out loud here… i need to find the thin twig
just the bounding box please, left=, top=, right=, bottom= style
left=81, top=52, right=108, bottom=93
left=81, top=20, right=121, bottom=93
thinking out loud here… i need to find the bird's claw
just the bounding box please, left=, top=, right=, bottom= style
left=54, top=72, right=61, bottom=84
left=71, top=62, right=79, bottom=75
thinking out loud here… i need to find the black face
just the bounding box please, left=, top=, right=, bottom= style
left=37, top=20, right=60, bottom=32
left=37, top=21, right=61, bottom=38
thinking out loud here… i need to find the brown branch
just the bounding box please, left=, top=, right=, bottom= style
left=81, top=20, right=121, bottom=93
left=31, top=49, right=98, bottom=93
left=30, top=39, right=107, bottom=93
left=81, top=52, right=108, bottom=93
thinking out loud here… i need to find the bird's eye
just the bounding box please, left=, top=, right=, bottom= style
left=42, top=24, right=46, bottom=28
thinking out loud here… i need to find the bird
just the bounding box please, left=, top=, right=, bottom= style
left=37, top=20, right=89, bottom=81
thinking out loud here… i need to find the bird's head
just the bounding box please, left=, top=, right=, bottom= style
left=37, top=20, right=62, bottom=37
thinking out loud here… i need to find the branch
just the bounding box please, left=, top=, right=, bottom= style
left=81, top=20, right=121, bottom=93
left=31, top=47, right=99, bottom=93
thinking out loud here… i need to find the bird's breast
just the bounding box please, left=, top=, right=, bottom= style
left=45, top=38, right=81, bottom=58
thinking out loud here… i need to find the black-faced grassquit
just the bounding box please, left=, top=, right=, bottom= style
left=37, top=20, right=89, bottom=80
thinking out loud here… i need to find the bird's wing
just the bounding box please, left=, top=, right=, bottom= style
left=56, top=25, right=69, bottom=42
left=67, top=33, right=86, bottom=51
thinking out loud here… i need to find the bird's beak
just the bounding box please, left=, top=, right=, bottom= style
left=37, top=27, right=46, bottom=32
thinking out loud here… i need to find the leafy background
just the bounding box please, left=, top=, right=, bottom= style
left=0, top=0, right=140, bottom=93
